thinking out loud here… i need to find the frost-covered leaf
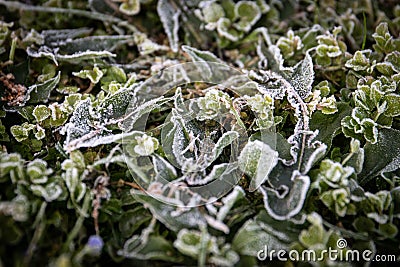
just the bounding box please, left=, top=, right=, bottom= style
left=35, top=125, right=45, bottom=140
left=120, top=234, right=183, bottom=262
left=216, top=186, right=244, bottom=221
left=33, top=105, right=50, bottom=122
left=285, top=53, right=314, bottom=99
left=30, top=181, right=63, bottom=202
left=40, top=28, right=92, bottom=45
left=217, top=17, right=242, bottom=42
left=173, top=228, right=217, bottom=259
left=73, top=66, right=104, bottom=84
left=238, top=140, right=278, bottom=191
left=55, top=35, right=135, bottom=54
left=342, top=139, right=364, bottom=174
left=212, top=131, right=239, bottom=161
left=182, top=45, right=223, bottom=63
left=157, top=0, right=181, bottom=52
left=134, top=134, right=159, bottom=156
left=310, top=103, right=352, bottom=150
left=260, top=170, right=310, bottom=220
left=233, top=1, right=261, bottom=33
left=345, top=50, right=372, bottom=72
left=320, top=188, right=351, bottom=217
left=152, top=154, right=177, bottom=183
left=10, top=123, right=35, bottom=142
left=359, top=128, right=400, bottom=184
left=232, top=214, right=294, bottom=256
left=0, top=195, right=29, bottom=222
left=63, top=167, right=86, bottom=203
left=64, top=87, right=172, bottom=151
left=383, top=93, right=400, bottom=117
left=27, top=72, right=60, bottom=104
left=131, top=190, right=206, bottom=231
left=27, top=158, right=52, bottom=184
left=27, top=47, right=115, bottom=65
left=119, top=0, right=140, bottom=16
left=182, top=45, right=225, bottom=78
left=372, top=22, right=396, bottom=54
left=198, top=2, right=225, bottom=23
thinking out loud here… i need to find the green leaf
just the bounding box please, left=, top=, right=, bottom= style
left=33, top=105, right=50, bottom=122
left=131, top=190, right=207, bottom=231
left=232, top=219, right=289, bottom=256
left=72, top=66, right=104, bottom=84
left=311, top=102, right=352, bottom=150
left=345, top=50, right=371, bottom=72
left=383, top=93, right=400, bottom=117
left=118, top=207, right=151, bottom=238
left=378, top=223, right=398, bottom=238
left=119, top=0, right=140, bottom=16
left=120, top=234, right=183, bottom=262
left=157, top=0, right=180, bottom=52
left=238, top=140, right=278, bottom=191
left=10, top=123, right=35, bottom=142
left=200, top=2, right=225, bottom=23
left=233, top=1, right=261, bottom=33
left=27, top=71, right=60, bottom=104
left=359, top=128, right=400, bottom=184
left=353, top=217, right=375, bottom=233
left=260, top=170, right=310, bottom=220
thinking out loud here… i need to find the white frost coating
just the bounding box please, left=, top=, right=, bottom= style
left=134, top=134, right=159, bottom=156
left=30, top=183, right=63, bottom=202
left=152, top=154, right=177, bottom=182
left=199, top=163, right=231, bottom=185
left=27, top=47, right=115, bottom=65
left=301, top=140, right=327, bottom=174
left=157, top=0, right=181, bottom=53
left=212, top=131, right=239, bottom=161
left=217, top=18, right=239, bottom=42
left=238, top=140, right=278, bottom=191
left=261, top=170, right=310, bottom=220
left=233, top=1, right=261, bottom=33
left=217, top=186, right=245, bottom=221
left=204, top=214, right=230, bottom=234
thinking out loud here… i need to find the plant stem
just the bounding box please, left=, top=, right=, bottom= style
left=62, top=191, right=91, bottom=252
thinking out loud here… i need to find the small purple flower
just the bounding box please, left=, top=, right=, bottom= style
left=87, top=235, right=103, bottom=255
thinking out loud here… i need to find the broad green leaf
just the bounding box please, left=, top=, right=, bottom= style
left=383, top=93, right=400, bottom=117
left=359, top=128, right=400, bottom=184
left=32, top=105, right=50, bottom=122
left=310, top=103, right=352, bottom=150
left=119, top=0, right=140, bottom=16
left=27, top=72, right=60, bottom=104
left=157, top=0, right=180, bottom=52
left=261, top=170, right=310, bottom=220
left=238, top=140, right=278, bottom=191
left=131, top=190, right=207, bottom=231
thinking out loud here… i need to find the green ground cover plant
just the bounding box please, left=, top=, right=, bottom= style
left=1, top=0, right=400, bottom=266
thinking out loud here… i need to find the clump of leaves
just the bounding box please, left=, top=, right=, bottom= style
left=1, top=0, right=400, bottom=266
